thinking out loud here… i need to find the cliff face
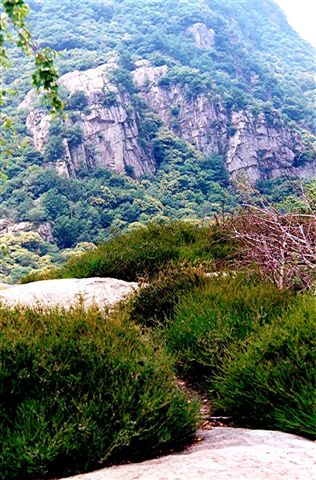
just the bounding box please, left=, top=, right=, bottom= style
left=21, top=62, right=156, bottom=178
left=187, top=23, right=216, bottom=49
left=21, top=57, right=315, bottom=182
left=134, top=63, right=314, bottom=181
left=0, top=219, right=53, bottom=243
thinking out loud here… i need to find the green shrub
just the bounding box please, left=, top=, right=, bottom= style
left=215, top=295, right=316, bottom=437
left=57, top=223, right=181, bottom=281
left=21, top=222, right=234, bottom=283
left=130, top=264, right=207, bottom=327
left=66, top=90, right=89, bottom=111
left=167, top=276, right=297, bottom=388
left=0, top=305, right=199, bottom=479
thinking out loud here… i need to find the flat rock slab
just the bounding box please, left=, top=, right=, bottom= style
left=0, top=282, right=13, bottom=290
left=0, top=278, right=138, bottom=309
left=64, top=428, right=316, bottom=480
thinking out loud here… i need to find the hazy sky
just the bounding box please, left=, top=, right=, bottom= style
left=275, top=0, right=316, bottom=46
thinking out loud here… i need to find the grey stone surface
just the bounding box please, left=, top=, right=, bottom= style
left=63, top=428, right=316, bottom=480
left=188, top=23, right=216, bottom=49
left=20, top=60, right=315, bottom=182
left=0, top=277, right=138, bottom=309
left=0, top=218, right=53, bottom=242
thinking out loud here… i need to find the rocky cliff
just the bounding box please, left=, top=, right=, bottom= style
left=20, top=54, right=316, bottom=182
left=21, top=60, right=156, bottom=178
left=0, top=218, right=53, bottom=243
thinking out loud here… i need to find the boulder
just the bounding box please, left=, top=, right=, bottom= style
left=0, top=278, right=138, bottom=309
left=64, top=428, right=315, bottom=480
left=188, top=23, right=216, bottom=49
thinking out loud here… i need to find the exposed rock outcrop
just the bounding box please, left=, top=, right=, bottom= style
left=0, top=219, right=53, bottom=242
left=63, top=428, right=316, bottom=480
left=188, top=23, right=215, bottom=49
left=226, top=111, right=309, bottom=181
left=135, top=64, right=315, bottom=181
left=0, top=277, right=138, bottom=309
left=21, top=62, right=156, bottom=178
left=20, top=60, right=316, bottom=182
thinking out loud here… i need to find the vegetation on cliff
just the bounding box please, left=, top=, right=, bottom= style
left=1, top=0, right=315, bottom=282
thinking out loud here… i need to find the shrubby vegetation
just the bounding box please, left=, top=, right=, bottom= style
left=0, top=227, right=97, bottom=284
left=166, top=274, right=315, bottom=437
left=0, top=232, right=57, bottom=284
left=1, top=220, right=315, bottom=479
left=215, top=295, right=316, bottom=436
left=21, top=221, right=234, bottom=283
left=166, top=276, right=299, bottom=385
left=0, top=304, right=199, bottom=479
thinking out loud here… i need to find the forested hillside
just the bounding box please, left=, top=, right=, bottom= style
left=0, top=4, right=316, bottom=476
left=0, top=0, right=315, bottom=282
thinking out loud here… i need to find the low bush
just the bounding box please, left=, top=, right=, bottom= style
left=167, top=276, right=297, bottom=388
left=0, top=305, right=199, bottom=480
left=130, top=264, right=207, bottom=327
left=21, top=222, right=235, bottom=283
left=215, top=295, right=316, bottom=437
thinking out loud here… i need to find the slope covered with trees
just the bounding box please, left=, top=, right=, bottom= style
left=0, top=0, right=315, bottom=282
left=4, top=0, right=315, bottom=127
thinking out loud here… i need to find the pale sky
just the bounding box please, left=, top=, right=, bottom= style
left=275, top=0, right=316, bottom=46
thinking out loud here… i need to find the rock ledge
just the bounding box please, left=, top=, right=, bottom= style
left=63, top=428, right=316, bottom=480
left=0, top=278, right=138, bottom=309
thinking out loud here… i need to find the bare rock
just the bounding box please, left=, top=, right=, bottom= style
left=136, top=65, right=313, bottom=181
left=0, top=283, right=13, bottom=290
left=0, top=219, right=53, bottom=243
left=20, top=59, right=315, bottom=182
left=188, top=23, right=216, bottom=49
left=63, top=428, right=316, bottom=480
left=0, top=278, right=138, bottom=309
left=22, top=62, right=156, bottom=179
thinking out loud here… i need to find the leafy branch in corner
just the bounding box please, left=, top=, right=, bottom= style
left=0, top=0, right=63, bottom=119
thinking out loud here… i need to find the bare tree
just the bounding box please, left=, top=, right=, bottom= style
left=226, top=182, right=316, bottom=291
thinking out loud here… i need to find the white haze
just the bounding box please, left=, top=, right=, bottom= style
left=275, top=0, right=316, bottom=47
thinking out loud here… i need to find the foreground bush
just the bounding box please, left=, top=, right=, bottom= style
left=21, top=221, right=235, bottom=283
left=215, top=295, right=316, bottom=437
left=0, top=305, right=199, bottom=480
left=130, top=264, right=207, bottom=327
left=167, top=276, right=297, bottom=388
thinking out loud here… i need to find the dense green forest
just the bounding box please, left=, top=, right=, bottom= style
left=0, top=0, right=315, bottom=282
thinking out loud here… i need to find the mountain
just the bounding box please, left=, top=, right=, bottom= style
left=0, top=0, right=315, bottom=281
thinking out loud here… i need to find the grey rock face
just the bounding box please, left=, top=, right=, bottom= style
left=188, top=23, right=216, bottom=49
left=22, top=62, right=156, bottom=178
left=0, top=277, right=139, bottom=309
left=135, top=65, right=314, bottom=181
left=21, top=61, right=315, bottom=182
left=62, top=427, right=316, bottom=480
left=0, top=219, right=53, bottom=242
